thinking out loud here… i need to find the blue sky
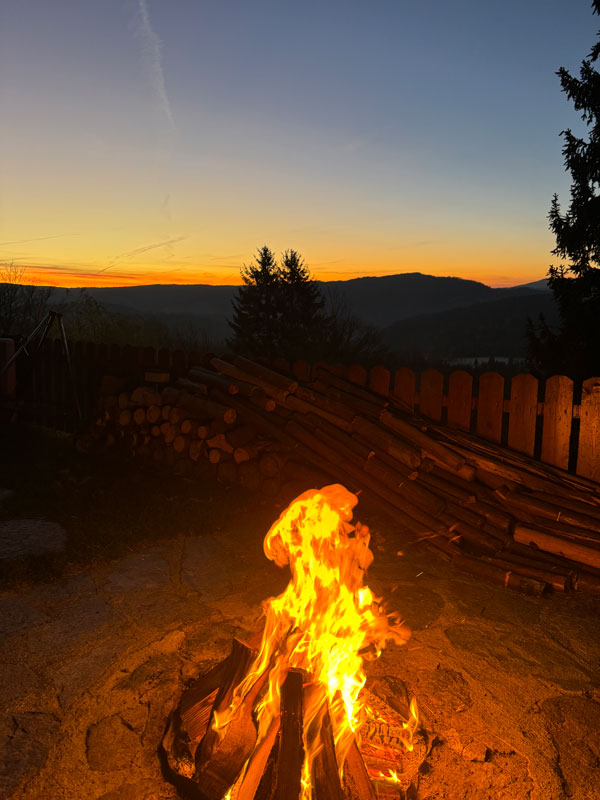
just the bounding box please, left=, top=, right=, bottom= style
left=0, top=0, right=596, bottom=286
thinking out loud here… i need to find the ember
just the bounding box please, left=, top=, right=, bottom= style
left=162, top=484, right=420, bottom=799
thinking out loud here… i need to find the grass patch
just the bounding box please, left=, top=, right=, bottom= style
left=0, top=423, right=267, bottom=586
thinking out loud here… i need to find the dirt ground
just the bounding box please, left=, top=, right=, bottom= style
left=1, top=488, right=599, bottom=800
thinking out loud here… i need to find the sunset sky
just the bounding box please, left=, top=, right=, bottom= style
left=0, top=0, right=596, bottom=288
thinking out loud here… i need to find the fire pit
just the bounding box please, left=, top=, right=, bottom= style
left=162, top=485, right=423, bottom=799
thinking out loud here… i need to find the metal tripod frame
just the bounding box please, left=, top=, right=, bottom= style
left=0, top=310, right=82, bottom=421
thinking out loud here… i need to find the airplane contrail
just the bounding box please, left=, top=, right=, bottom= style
left=136, top=0, right=174, bottom=127
left=0, top=233, right=78, bottom=246
left=98, top=236, right=187, bottom=272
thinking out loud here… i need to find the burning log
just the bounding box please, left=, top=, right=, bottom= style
left=163, top=486, right=418, bottom=800
left=272, top=669, right=304, bottom=800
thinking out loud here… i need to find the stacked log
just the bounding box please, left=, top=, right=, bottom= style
left=90, top=356, right=600, bottom=597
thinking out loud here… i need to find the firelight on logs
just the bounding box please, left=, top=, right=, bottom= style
left=162, top=484, right=420, bottom=799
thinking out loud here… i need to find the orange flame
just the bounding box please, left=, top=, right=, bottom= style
left=215, top=484, right=415, bottom=798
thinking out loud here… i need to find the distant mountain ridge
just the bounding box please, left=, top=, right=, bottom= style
left=382, top=292, right=558, bottom=362
left=54, top=272, right=548, bottom=328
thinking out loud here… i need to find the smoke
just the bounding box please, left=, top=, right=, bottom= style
left=136, top=0, right=175, bottom=128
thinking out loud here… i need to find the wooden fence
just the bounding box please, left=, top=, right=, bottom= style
left=308, top=361, right=600, bottom=484
left=3, top=339, right=600, bottom=484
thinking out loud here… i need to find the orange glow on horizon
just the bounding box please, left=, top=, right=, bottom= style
left=11, top=260, right=547, bottom=290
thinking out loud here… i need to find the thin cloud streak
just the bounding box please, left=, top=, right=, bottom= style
left=0, top=233, right=78, bottom=246
left=136, top=0, right=174, bottom=128
left=99, top=236, right=188, bottom=273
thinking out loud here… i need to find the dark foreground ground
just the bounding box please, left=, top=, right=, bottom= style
left=1, top=425, right=599, bottom=800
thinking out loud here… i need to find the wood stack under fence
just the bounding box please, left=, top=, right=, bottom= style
left=87, top=354, right=600, bottom=598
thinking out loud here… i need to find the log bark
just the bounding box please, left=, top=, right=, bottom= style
left=379, top=409, right=466, bottom=472
left=206, top=433, right=234, bottom=454
left=173, top=435, right=191, bottom=455
left=234, top=443, right=266, bottom=464
left=342, top=740, right=377, bottom=800
left=352, top=415, right=421, bottom=469
left=438, top=515, right=502, bottom=555
left=210, top=357, right=296, bottom=404
left=310, top=706, right=344, bottom=800
left=209, top=449, right=228, bottom=464
left=314, top=366, right=388, bottom=413
left=232, top=355, right=299, bottom=394
left=188, top=366, right=240, bottom=395
left=177, top=391, right=237, bottom=425
left=514, top=524, right=600, bottom=570
left=529, top=516, right=600, bottom=549
left=194, top=640, right=259, bottom=799
left=362, top=457, right=445, bottom=516
left=180, top=419, right=196, bottom=435
left=225, top=424, right=257, bottom=449
left=447, top=548, right=548, bottom=596
left=497, top=490, right=600, bottom=534
left=415, top=470, right=476, bottom=504
left=236, top=718, right=280, bottom=800
left=146, top=404, right=162, bottom=424
left=284, top=394, right=353, bottom=432
left=133, top=407, right=147, bottom=426
left=481, top=553, right=571, bottom=592
left=131, top=386, right=163, bottom=406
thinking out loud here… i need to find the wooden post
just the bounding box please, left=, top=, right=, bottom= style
left=476, top=372, right=504, bottom=444
left=507, top=373, right=538, bottom=456
left=447, top=370, right=473, bottom=432
left=576, top=377, right=600, bottom=483
left=540, top=375, right=573, bottom=471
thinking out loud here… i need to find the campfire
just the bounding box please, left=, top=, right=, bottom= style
left=162, top=484, right=420, bottom=799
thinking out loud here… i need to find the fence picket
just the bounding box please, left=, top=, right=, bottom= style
left=507, top=373, right=539, bottom=456
left=476, top=372, right=504, bottom=444
left=347, top=364, right=367, bottom=386
left=576, top=377, right=600, bottom=482
left=419, top=369, right=444, bottom=421
left=447, top=371, right=473, bottom=431
left=392, top=368, right=416, bottom=413
left=540, top=375, right=573, bottom=470
left=369, top=365, right=391, bottom=397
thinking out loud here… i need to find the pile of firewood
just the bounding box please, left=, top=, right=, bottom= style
left=89, top=354, right=600, bottom=597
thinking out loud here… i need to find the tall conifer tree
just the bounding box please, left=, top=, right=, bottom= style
left=228, top=246, right=282, bottom=358
left=529, top=1, right=600, bottom=377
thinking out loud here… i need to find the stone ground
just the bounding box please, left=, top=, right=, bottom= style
left=1, top=503, right=599, bottom=800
